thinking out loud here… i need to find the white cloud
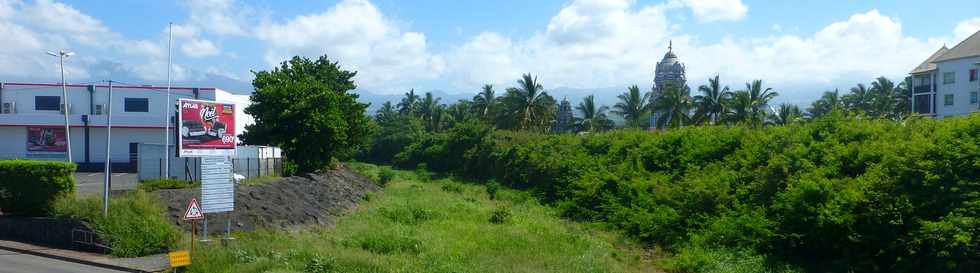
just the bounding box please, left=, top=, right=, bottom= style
left=447, top=0, right=670, bottom=90
left=256, top=0, right=445, bottom=92
left=181, top=0, right=248, bottom=36
left=445, top=6, right=951, bottom=104
left=953, top=17, right=980, bottom=42
left=678, top=0, right=748, bottom=22
left=181, top=39, right=220, bottom=58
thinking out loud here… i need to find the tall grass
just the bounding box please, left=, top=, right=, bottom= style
left=187, top=163, right=659, bottom=273
left=52, top=190, right=181, bottom=257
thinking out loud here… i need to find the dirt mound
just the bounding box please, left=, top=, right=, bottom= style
left=155, top=165, right=379, bottom=233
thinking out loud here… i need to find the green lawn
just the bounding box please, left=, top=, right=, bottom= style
left=187, top=163, right=662, bottom=273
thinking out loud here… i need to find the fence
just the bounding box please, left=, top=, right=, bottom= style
left=137, top=144, right=282, bottom=181
left=148, top=157, right=282, bottom=181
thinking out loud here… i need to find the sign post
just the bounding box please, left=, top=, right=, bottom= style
left=182, top=198, right=204, bottom=251
left=177, top=99, right=237, bottom=245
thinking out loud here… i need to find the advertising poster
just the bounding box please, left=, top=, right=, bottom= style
left=178, top=99, right=236, bottom=157
left=26, top=127, right=67, bottom=157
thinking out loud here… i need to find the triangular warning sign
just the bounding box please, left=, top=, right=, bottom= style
left=183, top=198, right=205, bottom=220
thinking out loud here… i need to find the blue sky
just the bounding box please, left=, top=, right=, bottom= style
left=2, top=0, right=979, bottom=105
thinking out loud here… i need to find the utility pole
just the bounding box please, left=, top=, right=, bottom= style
left=48, top=50, right=75, bottom=162
left=164, top=22, right=173, bottom=178
left=103, top=80, right=113, bottom=216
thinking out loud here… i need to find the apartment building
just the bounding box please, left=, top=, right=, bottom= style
left=909, top=30, right=980, bottom=118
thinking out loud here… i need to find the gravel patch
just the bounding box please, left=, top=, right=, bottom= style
left=155, top=165, right=379, bottom=234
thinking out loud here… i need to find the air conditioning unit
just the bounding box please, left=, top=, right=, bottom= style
left=1, top=102, right=13, bottom=114
left=60, top=103, right=69, bottom=114
left=94, top=104, right=105, bottom=115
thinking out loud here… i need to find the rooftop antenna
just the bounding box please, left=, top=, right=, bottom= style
left=668, top=40, right=672, bottom=52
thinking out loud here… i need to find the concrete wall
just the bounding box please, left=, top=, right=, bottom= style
left=935, top=57, right=980, bottom=118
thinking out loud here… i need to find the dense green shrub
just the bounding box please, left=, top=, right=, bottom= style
left=52, top=190, right=180, bottom=257
left=377, top=167, right=395, bottom=186
left=364, top=114, right=980, bottom=272
left=0, top=160, right=76, bottom=216
left=489, top=206, right=512, bottom=224
left=138, top=178, right=198, bottom=191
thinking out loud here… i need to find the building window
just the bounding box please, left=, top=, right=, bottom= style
left=971, top=69, right=978, bottom=82
left=914, top=94, right=931, bottom=114
left=972, top=92, right=979, bottom=104
left=943, top=72, right=955, bottom=84
left=34, top=96, right=61, bottom=111
left=944, top=94, right=954, bottom=106
left=124, top=98, right=149, bottom=112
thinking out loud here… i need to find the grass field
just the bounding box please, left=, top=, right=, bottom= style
left=186, top=163, right=662, bottom=273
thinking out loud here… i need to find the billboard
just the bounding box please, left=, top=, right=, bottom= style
left=26, top=127, right=67, bottom=158
left=178, top=99, right=236, bottom=157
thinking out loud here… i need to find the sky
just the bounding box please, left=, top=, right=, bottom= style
left=1, top=0, right=979, bottom=106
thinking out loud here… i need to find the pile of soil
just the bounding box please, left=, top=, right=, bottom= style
left=155, top=165, right=379, bottom=233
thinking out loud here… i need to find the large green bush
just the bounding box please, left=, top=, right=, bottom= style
left=0, top=160, right=76, bottom=216
left=364, top=114, right=980, bottom=272
left=52, top=190, right=180, bottom=257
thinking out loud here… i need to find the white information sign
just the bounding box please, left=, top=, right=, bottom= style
left=201, top=156, right=234, bottom=213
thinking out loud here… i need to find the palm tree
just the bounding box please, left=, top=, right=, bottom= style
left=869, top=77, right=908, bottom=120
left=612, top=85, right=652, bottom=128
left=651, top=83, right=692, bottom=128
left=500, top=73, right=555, bottom=130
left=807, top=89, right=843, bottom=119
left=397, top=89, right=420, bottom=115
left=723, top=90, right=752, bottom=124
left=376, top=101, right=397, bottom=122
left=693, top=75, right=731, bottom=125
left=843, top=83, right=871, bottom=114
left=472, top=84, right=497, bottom=121
left=448, top=100, right=472, bottom=124
left=771, top=103, right=803, bottom=125
left=575, top=95, right=613, bottom=132
left=419, top=92, right=441, bottom=129
left=744, top=80, right=779, bottom=126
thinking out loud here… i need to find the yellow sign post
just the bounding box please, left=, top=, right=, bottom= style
left=169, top=250, right=191, bottom=268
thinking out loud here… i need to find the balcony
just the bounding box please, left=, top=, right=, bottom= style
left=913, top=85, right=932, bottom=94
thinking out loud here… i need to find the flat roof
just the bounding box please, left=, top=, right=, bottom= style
left=1, top=82, right=217, bottom=91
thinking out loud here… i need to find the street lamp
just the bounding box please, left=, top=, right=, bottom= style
left=47, top=50, right=75, bottom=162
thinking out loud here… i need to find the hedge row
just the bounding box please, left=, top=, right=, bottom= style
left=363, top=114, right=980, bottom=272
left=0, top=160, right=76, bottom=216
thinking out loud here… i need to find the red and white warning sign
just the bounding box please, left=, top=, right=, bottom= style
left=183, top=198, right=205, bottom=220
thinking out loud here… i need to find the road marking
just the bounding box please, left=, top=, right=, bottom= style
left=87, top=173, right=99, bottom=177
left=113, top=173, right=125, bottom=177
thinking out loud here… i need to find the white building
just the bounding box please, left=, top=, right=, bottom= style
left=0, top=82, right=252, bottom=171
left=909, top=30, right=980, bottom=118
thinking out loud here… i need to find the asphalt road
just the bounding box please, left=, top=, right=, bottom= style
left=74, top=172, right=138, bottom=195
left=0, top=250, right=126, bottom=273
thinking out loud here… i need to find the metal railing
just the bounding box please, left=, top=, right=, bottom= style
left=156, top=157, right=283, bottom=181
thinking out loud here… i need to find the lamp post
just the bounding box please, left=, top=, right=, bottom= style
left=47, top=50, right=75, bottom=162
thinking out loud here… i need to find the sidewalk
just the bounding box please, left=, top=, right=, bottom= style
left=0, top=240, right=169, bottom=273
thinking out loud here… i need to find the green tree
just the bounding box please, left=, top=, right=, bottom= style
left=723, top=90, right=752, bottom=124
left=472, top=84, right=498, bottom=121
left=243, top=55, right=375, bottom=172
left=843, top=83, right=871, bottom=114
left=869, top=76, right=909, bottom=120
left=575, top=95, right=614, bottom=132
left=651, top=83, right=692, bottom=128
left=771, top=103, right=803, bottom=125
left=376, top=101, right=397, bottom=122
left=741, top=80, right=779, bottom=126
left=398, top=89, right=420, bottom=115
left=693, top=75, right=731, bottom=125
left=807, top=89, right=843, bottom=119
left=419, top=92, right=442, bottom=130
left=500, top=73, right=556, bottom=131
left=613, top=85, right=652, bottom=128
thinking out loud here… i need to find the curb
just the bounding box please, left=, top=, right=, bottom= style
left=0, top=243, right=151, bottom=273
